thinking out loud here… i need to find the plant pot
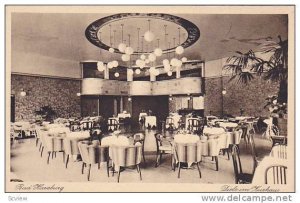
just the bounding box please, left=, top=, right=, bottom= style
left=277, top=117, right=287, bottom=137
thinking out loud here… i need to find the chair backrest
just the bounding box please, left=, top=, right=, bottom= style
left=64, top=137, right=87, bottom=155
left=197, top=138, right=220, bottom=157
left=187, top=118, right=202, bottom=133
left=133, top=133, right=145, bottom=144
left=231, top=144, right=243, bottom=184
left=166, top=117, right=175, bottom=127
left=217, top=133, right=229, bottom=150
left=248, top=129, right=259, bottom=173
left=78, top=140, right=107, bottom=164
left=154, top=133, right=172, bottom=149
left=154, top=133, right=163, bottom=147
left=43, top=134, right=64, bottom=152
left=108, top=118, right=119, bottom=131
left=69, top=121, right=81, bottom=131
left=110, top=144, right=142, bottom=167
left=270, top=144, right=287, bottom=159
left=265, top=165, right=287, bottom=184
left=174, top=142, right=202, bottom=163
left=81, top=121, right=94, bottom=131
left=233, top=128, right=243, bottom=145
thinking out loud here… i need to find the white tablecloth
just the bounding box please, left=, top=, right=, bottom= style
left=203, top=126, right=226, bottom=135
left=210, top=119, right=228, bottom=125
left=13, top=122, right=31, bottom=130
left=235, top=116, right=252, bottom=121
left=117, top=113, right=131, bottom=119
left=101, top=135, right=131, bottom=146
left=139, top=113, right=148, bottom=122
left=66, top=131, right=90, bottom=139
left=13, top=121, right=34, bottom=136
left=174, top=134, right=200, bottom=144
left=219, top=122, right=238, bottom=128
left=44, top=123, right=65, bottom=130
left=166, top=115, right=182, bottom=129
left=252, top=157, right=289, bottom=184
left=145, top=116, right=157, bottom=128
left=48, top=127, right=71, bottom=135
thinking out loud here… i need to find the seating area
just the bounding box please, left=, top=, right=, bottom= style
left=7, top=6, right=292, bottom=192
left=10, top=114, right=288, bottom=184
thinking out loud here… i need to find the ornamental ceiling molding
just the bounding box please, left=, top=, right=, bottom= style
left=85, top=13, right=200, bottom=55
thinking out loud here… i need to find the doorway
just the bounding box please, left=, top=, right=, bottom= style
left=11, top=95, right=15, bottom=122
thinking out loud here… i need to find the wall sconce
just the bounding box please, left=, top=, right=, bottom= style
left=169, top=95, right=173, bottom=101
left=20, top=89, right=27, bottom=97
left=128, top=97, right=132, bottom=102
left=76, top=92, right=81, bottom=97
left=222, top=88, right=227, bottom=95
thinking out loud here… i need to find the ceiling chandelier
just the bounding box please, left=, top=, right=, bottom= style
left=85, top=13, right=200, bottom=79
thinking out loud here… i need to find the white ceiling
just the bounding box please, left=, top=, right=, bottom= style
left=11, top=13, right=288, bottom=66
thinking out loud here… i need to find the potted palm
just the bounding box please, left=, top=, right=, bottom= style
left=223, top=36, right=288, bottom=135
left=35, top=105, right=56, bottom=122
left=223, top=36, right=287, bottom=102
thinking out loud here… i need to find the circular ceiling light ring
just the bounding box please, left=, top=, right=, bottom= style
left=85, top=13, right=200, bottom=55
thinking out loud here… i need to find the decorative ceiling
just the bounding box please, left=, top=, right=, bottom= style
left=85, top=13, right=200, bottom=54
left=11, top=13, right=288, bottom=67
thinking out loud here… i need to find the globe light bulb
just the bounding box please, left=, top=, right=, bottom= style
left=97, top=61, right=105, bottom=71
left=175, top=60, right=183, bottom=67
left=140, top=54, right=146, bottom=60
left=118, top=43, right=126, bottom=52
left=112, top=60, right=119, bottom=67
left=109, top=48, right=115, bottom=53
left=135, top=69, right=141, bottom=74
left=164, top=64, right=171, bottom=72
left=170, top=58, right=178, bottom=66
left=121, top=54, right=130, bottom=62
left=144, top=31, right=155, bottom=42
left=97, top=61, right=104, bottom=67
left=167, top=71, right=172, bottom=76
left=154, top=48, right=163, bottom=57
left=140, top=60, right=146, bottom=67
left=175, top=46, right=184, bottom=55
left=136, top=59, right=142, bottom=66
left=128, top=69, right=134, bottom=75
left=148, top=53, right=156, bottom=62
left=149, top=67, right=155, bottom=74
left=125, top=46, right=134, bottom=55
left=107, top=62, right=114, bottom=69
left=181, top=57, right=188, bottom=62
left=20, top=91, right=26, bottom=97
left=114, top=72, right=120, bottom=77
left=163, top=59, right=169, bottom=66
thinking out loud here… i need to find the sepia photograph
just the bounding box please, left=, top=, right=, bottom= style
left=5, top=5, right=295, bottom=192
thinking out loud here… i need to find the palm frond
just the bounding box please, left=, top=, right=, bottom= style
left=237, top=72, right=255, bottom=84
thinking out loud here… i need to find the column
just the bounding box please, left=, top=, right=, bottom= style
left=176, top=66, right=181, bottom=78
left=127, top=69, right=133, bottom=81
left=104, top=65, right=109, bottom=79
left=150, top=72, right=156, bottom=82
left=120, top=96, right=123, bottom=112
